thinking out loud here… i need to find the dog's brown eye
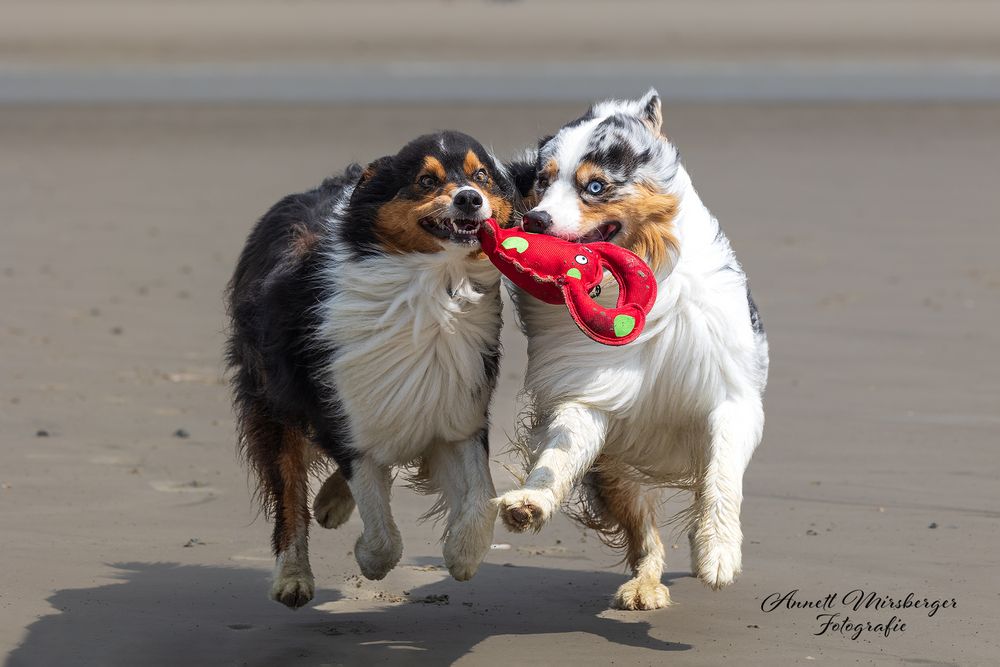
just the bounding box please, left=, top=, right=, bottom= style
left=536, top=176, right=549, bottom=190
left=418, top=174, right=439, bottom=189
left=473, top=168, right=489, bottom=184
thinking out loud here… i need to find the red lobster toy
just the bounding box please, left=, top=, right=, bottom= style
left=478, top=219, right=657, bottom=346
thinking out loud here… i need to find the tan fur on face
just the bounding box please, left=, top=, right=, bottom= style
left=540, top=159, right=558, bottom=185
left=375, top=153, right=513, bottom=254
left=422, top=156, right=447, bottom=183
left=574, top=175, right=679, bottom=272
left=617, top=183, right=679, bottom=272
left=463, top=149, right=513, bottom=228
left=463, top=150, right=483, bottom=178
left=574, top=161, right=607, bottom=189
left=375, top=191, right=455, bottom=254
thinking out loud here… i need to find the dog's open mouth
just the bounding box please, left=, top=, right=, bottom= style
left=576, top=222, right=622, bottom=243
left=420, top=217, right=482, bottom=244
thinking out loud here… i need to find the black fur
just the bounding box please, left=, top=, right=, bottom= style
left=226, top=169, right=358, bottom=466
left=225, top=131, right=514, bottom=558
left=746, top=284, right=764, bottom=334
left=506, top=158, right=538, bottom=201
left=475, top=427, right=490, bottom=455
left=345, top=131, right=517, bottom=258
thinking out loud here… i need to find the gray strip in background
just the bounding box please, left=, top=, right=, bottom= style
left=2, top=62, right=999, bottom=104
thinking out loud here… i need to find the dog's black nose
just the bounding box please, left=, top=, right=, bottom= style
left=454, top=189, right=484, bottom=215
left=522, top=210, right=552, bottom=234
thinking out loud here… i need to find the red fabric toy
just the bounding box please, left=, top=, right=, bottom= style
left=478, top=219, right=657, bottom=346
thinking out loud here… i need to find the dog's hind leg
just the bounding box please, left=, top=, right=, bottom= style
left=313, top=468, right=356, bottom=529
left=423, top=428, right=498, bottom=582
left=239, top=408, right=315, bottom=609
left=691, top=398, right=763, bottom=590
left=578, top=461, right=671, bottom=610
left=344, top=455, right=403, bottom=580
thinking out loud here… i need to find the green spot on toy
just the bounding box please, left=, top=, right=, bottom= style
left=613, top=314, right=636, bottom=338
left=501, top=236, right=529, bottom=253
left=477, top=219, right=657, bottom=346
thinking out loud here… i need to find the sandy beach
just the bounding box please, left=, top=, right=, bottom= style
left=1, top=101, right=997, bottom=665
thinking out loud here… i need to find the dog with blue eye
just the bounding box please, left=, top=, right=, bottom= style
left=498, top=90, right=769, bottom=610
left=226, top=131, right=518, bottom=608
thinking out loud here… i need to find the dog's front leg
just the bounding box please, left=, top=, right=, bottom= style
left=497, top=403, right=608, bottom=533
left=690, top=398, right=763, bottom=590
left=425, top=428, right=498, bottom=581
left=345, top=455, right=403, bottom=580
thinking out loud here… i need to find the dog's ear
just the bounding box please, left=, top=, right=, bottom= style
left=358, top=155, right=393, bottom=187
left=505, top=158, right=538, bottom=200
left=637, top=88, right=663, bottom=135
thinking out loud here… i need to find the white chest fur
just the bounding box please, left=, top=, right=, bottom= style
left=317, top=247, right=501, bottom=465
left=513, top=179, right=767, bottom=478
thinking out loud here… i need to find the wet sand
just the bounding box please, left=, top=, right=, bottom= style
left=1, top=103, right=998, bottom=665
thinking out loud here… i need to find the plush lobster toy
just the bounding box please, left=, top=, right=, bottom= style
left=477, top=219, right=657, bottom=346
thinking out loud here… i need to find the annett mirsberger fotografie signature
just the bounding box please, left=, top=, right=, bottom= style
left=760, top=589, right=958, bottom=640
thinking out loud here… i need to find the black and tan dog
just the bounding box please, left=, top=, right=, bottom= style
left=226, top=131, right=517, bottom=608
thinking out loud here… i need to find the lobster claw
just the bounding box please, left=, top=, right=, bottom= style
left=477, top=217, right=658, bottom=346
left=559, top=242, right=657, bottom=346
left=587, top=241, right=658, bottom=314
left=562, top=277, right=647, bottom=345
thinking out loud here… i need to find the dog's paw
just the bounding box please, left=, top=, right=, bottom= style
left=444, top=553, right=481, bottom=582
left=696, top=540, right=742, bottom=590
left=270, top=572, right=315, bottom=609
left=313, top=472, right=355, bottom=529
left=443, top=511, right=495, bottom=581
left=612, top=577, right=671, bottom=610
left=354, top=533, right=402, bottom=581
left=495, top=489, right=553, bottom=533
left=314, top=494, right=355, bottom=529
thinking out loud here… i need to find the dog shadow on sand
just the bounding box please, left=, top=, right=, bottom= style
left=6, top=559, right=691, bottom=666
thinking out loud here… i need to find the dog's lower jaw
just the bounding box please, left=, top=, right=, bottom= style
left=495, top=488, right=557, bottom=533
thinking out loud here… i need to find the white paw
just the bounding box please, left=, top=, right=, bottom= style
left=444, top=551, right=481, bottom=582
left=354, top=533, right=402, bottom=581
left=696, top=540, right=742, bottom=590
left=270, top=572, right=315, bottom=609
left=313, top=473, right=355, bottom=529
left=612, top=577, right=672, bottom=610
left=443, top=509, right=495, bottom=582
left=495, top=489, right=554, bottom=533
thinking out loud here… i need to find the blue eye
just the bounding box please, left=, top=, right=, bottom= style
left=586, top=180, right=604, bottom=195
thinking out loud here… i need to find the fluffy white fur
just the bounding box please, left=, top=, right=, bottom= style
left=321, top=243, right=501, bottom=580
left=263, top=186, right=504, bottom=599
left=497, top=90, right=769, bottom=609
left=317, top=236, right=501, bottom=582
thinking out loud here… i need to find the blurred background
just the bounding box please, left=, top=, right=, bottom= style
left=2, top=2, right=998, bottom=666
left=4, top=0, right=1000, bottom=102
